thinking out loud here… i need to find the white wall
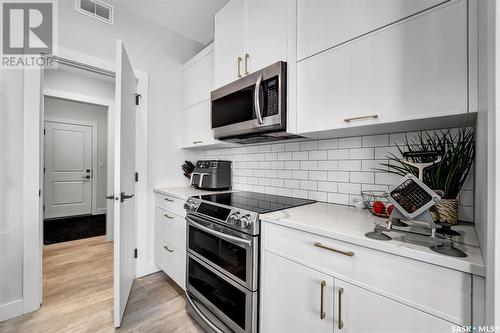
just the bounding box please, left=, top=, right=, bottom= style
left=44, top=97, right=108, bottom=214
left=0, top=0, right=203, bottom=320
left=0, top=70, right=24, bottom=320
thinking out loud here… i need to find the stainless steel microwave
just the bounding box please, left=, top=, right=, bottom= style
left=211, top=62, right=299, bottom=144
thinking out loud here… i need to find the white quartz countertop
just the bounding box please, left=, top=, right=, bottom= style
left=153, top=186, right=229, bottom=200
left=261, top=202, right=485, bottom=277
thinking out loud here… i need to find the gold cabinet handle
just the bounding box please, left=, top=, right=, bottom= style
left=244, top=53, right=250, bottom=75
left=163, top=245, right=174, bottom=253
left=314, top=242, right=354, bottom=257
left=320, top=280, right=326, bottom=320
left=164, top=197, right=174, bottom=202
left=344, top=114, right=378, bottom=122
left=193, top=140, right=203, bottom=144
left=163, top=213, right=173, bottom=219
left=237, top=57, right=242, bottom=78
left=338, top=287, right=344, bottom=329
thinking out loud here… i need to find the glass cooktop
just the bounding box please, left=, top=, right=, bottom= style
left=198, top=191, right=316, bottom=214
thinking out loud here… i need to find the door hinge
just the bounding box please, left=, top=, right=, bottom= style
left=43, top=167, right=45, bottom=173
left=134, top=248, right=138, bottom=258
left=43, top=205, right=45, bottom=212
left=135, top=172, right=139, bottom=182
left=135, top=93, right=142, bottom=106
left=43, top=129, right=46, bottom=135
left=39, top=189, right=41, bottom=197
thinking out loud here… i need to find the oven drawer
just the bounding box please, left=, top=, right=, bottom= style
left=154, top=192, right=185, bottom=216
left=155, top=236, right=186, bottom=290
left=155, top=207, right=186, bottom=251
left=263, top=222, right=471, bottom=325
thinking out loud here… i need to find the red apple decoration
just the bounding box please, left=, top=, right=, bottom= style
left=372, top=201, right=386, bottom=215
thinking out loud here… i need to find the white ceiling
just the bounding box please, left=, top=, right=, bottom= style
left=118, top=0, right=230, bottom=45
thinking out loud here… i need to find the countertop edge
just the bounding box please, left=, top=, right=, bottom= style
left=261, top=215, right=486, bottom=277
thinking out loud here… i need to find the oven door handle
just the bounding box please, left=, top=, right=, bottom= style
left=254, top=74, right=264, bottom=124
left=187, top=217, right=252, bottom=247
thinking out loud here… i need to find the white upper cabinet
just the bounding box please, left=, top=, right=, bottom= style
left=244, top=0, right=290, bottom=74
left=214, top=0, right=290, bottom=89
left=296, top=0, right=468, bottom=135
left=181, top=45, right=214, bottom=108
left=214, top=0, right=245, bottom=89
left=297, top=0, right=447, bottom=61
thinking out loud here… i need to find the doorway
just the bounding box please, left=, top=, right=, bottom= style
left=43, top=96, right=109, bottom=244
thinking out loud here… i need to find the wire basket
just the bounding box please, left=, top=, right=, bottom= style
left=361, top=191, right=392, bottom=218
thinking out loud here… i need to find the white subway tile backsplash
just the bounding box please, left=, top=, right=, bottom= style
left=309, top=150, right=327, bottom=160
left=292, top=170, right=309, bottom=180
left=362, top=134, right=389, bottom=147
left=349, top=148, right=375, bottom=160
left=206, top=128, right=474, bottom=222
left=277, top=152, right=292, bottom=160
left=339, top=160, right=361, bottom=171
left=285, top=142, right=301, bottom=152
left=292, top=151, right=309, bottom=160
left=349, top=172, right=375, bottom=184
left=338, top=182, right=361, bottom=195
left=318, top=138, right=339, bottom=150
left=328, top=149, right=349, bottom=160
left=301, top=140, right=318, bottom=150
left=318, top=181, right=338, bottom=192
left=301, top=160, right=318, bottom=170
left=328, top=171, right=350, bottom=182
left=300, top=180, right=317, bottom=191
left=318, top=160, right=339, bottom=171
left=309, top=171, right=328, bottom=181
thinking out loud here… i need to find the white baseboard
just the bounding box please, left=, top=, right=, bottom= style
left=136, top=261, right=160, bottom=279
left=0, top=299, right=24, bottom=322
left=93, top=208, right=106, bottom=215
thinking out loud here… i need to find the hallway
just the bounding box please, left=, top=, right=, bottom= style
left=0, top=236, right=202, bottom=333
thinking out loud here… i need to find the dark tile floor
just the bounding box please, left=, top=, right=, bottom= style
left=44, top=214, right=106, bottom=244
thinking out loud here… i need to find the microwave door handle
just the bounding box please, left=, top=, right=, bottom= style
left=254, top=74, right=264, bottom=124
left=187, top=217, right=252, bottom=247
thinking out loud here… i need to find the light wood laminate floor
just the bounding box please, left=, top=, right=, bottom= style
left=0, top=236, right=203, bottom=333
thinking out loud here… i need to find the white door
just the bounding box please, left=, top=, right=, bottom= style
left=44, top=121, right=92, bottom=219
left=214, top=0, right=244, bottom=88
left=114, top=40, right=137, bottom=327
left=261, top=251, right=335, bottom=333
left=244, top=0, right=289, bottom=74
left=333, top=279, right=454, bottom=333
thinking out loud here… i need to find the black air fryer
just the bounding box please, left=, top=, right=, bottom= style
left=190, top=160, right=232, bottom=190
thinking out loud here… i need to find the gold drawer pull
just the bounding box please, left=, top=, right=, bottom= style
left=163, top=246, right=174, bottom=253
left=163, top=214, right=173, bottom=219
left=320, top=280, right=326, bottom=320
left=164, top=197, right=174, bottom=202
left=193, top=141, right=203, bottom=144
left=338, top=287, right=344, bottom=329
left=344, top=114, right=378, bottom=122
left=314, top=242, right=354, bottom=257
left=237, top=57, right=242, bottom=78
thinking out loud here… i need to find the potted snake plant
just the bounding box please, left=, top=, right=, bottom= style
left=378, top=128, right=474, bottom=224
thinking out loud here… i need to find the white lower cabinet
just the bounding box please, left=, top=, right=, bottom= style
left=261, top=251, right=334, bottom=333
left=154, top=193, right=186, bottom=290
left=261, top=223, right=469, bottom=333
left=334, top=279, right=454, bottom=333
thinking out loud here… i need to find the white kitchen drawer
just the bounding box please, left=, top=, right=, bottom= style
left=155, top=236, right=186, bottom=290
left=154, top=192, right=186, bottom=217
left=263, top=222, right=471, bottom=325
left=154, top=206, right=186, bottom=252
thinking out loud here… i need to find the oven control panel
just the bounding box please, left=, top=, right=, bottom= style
left=185, top=197, right=259, bottom=235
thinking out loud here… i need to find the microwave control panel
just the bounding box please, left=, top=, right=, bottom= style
left=265, top=77, right=279, bottom=116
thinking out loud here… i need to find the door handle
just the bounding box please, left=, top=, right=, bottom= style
left=106, top=195, right=118, bottom=201
left=120, top=192, right=135, bottom=202
left=244, top=53, right=250, bottom=75
left=163, top=245, right=174, bottom=253
left=237, top=57, right=242, bottom=78
left=82, top=175, right=91, bottom=180
left=338, top=287, right=344, bottom=329
left=254, top=74, right=264, bottom=124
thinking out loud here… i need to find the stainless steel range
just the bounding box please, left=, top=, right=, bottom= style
left=184, top=191, right=315, bottom=333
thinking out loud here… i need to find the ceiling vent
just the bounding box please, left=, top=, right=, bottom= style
left=75, top=0, right=114, bottom=25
